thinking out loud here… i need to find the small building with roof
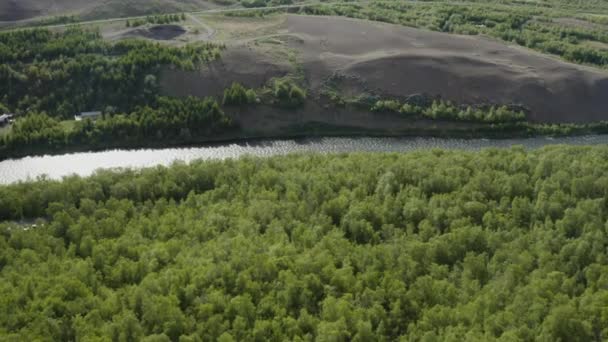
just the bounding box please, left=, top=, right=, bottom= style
left=0, top=113, right=13, bottom=126
left=74, top=111, right=102, bottom=121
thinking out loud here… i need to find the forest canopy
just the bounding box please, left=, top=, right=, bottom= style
left=1, top=146, right=607, bottom=341
left=0, top=27, right=223, bottom=118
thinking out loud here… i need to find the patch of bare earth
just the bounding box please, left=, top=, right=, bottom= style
left=161, top=47, right=294, bottom=99
left=230, top=103, right=479, bottom=135
left=118, top=25, right=187, bottom=41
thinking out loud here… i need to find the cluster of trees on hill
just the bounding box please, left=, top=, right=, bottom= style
left=1, top=147, right=608, bottom=340
left=0, top=96, right=235, bottom=158
left=371, top=99, right=527, bottom=124
left=271, top=79, right=307, bottom=108
left=223, top=83, right=257, bottom=106
left=301, top=1, right=608, bottom=67
left=127, top=13, right=187, bottom=28
left=223, top=80, right=306, bottom=108
left=0, top=27, right=223, bottom=118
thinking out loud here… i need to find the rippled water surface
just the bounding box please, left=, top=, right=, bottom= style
left=1, top=135, right=607, bottom=184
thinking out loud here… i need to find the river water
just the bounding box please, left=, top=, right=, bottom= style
left=1, top=135, right=607, bottom=184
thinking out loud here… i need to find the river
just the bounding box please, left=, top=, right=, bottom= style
left=1, top=135, right=607, bottom=184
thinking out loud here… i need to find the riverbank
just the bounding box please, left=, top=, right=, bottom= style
left=3, top=118, right=608, bottom=161
left=3, top=135, right=608, bottom=184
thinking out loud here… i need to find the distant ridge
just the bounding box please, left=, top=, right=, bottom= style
left=0, top=0, right=221, bottom=22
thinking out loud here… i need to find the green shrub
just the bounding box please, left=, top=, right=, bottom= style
left=422, top=100, right=526, bottom=123
left=272, top=79, right=306, bottom=108
left=223, top=83, right=256, bottom=106
left=400, top=103, right=422, bottom=116
left=371, top=100, right=401, bottom=112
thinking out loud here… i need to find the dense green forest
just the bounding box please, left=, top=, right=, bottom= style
left=0, top=27, right=239, bottom=158
left=0, top=27, right=222, bottom=118
left=1, top=147, right=608, bottom=340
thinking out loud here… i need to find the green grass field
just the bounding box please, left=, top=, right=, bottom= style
left=0, top=124, right=11, bottom=137
left=59, top=120, right=76, bottom=132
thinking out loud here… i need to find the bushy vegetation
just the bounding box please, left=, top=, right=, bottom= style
left=127, top=13, right=187, bottom=28
left=370, top=99, right=401, bottom=113
left=1, top=147, right=608, bottom=340
left=223, top=82, right=257, bottom=106
left=224, top=8, right=282, bottom=18
left=271, top=79, right=306, bottom=108
left=423, top=101, right=526, bottom=123
left=31, top=15, right=79, bottom=27
left=0, top=27, right=223, bottom=118
left=370, top=98, right=526, bottom=124
left=0, top=97, right=234, bottom=159
left=223, top=79, right=306, bottom=109
left=301, top=1, right=608, bottom=68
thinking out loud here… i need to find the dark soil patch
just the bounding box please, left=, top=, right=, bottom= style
left=122, top=24, right=187, bottom=40
left=0, top=0, right=40, bottom=21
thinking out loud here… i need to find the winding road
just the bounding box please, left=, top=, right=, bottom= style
left=186, top=13, right=216, bottom=41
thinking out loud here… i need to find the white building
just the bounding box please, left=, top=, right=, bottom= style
left=0, top=114, right=13, bottom=126
left=74, top=111, right=102, bottom=121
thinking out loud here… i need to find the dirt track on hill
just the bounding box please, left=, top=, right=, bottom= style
left=285, top=15, right=608, bottom=123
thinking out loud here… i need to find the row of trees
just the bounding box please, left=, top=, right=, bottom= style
left=223, top=80, right=306, bottom=108
left=371, top=98, right=527, bottom=123
left=1, top=147, right=608, bottom=340
left=127, top=13, right=187, bottom=28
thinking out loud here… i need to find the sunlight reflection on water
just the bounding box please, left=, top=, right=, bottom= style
left=1, top=135, right=607, bottom=184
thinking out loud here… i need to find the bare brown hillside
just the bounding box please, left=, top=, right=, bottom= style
left=288, top=15, right=608, bottom=123
left=0, top=0, right=220, bottom=21
left=162, top=15, right=608, bottom=124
